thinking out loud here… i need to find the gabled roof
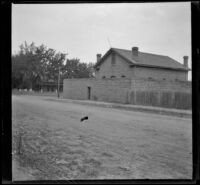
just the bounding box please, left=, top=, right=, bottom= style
left=94, top=48, right=190, bottom=71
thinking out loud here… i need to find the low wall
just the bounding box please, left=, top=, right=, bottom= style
left=63, top=78, right=131, bottom=104
left=131, top=78, right=191, bottom=93
left=63, top=78, right=191, bottom=109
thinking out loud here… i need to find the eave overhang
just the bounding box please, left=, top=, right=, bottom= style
left=129, top=63, right=190, bottom=71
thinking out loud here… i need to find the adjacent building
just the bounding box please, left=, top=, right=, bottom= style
left=94, top=47, right=190, bottom=81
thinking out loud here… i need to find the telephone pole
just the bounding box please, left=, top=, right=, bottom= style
left=57, top=66, right=60, bottom=98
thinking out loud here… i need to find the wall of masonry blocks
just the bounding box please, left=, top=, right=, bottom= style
left=63, top=78, right=191, bottom=109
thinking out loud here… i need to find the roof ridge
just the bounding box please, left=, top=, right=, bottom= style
left=140, top=51, right=168, bottom=58
left=139, top=52, right=185, bottom=67
left=112, top=47, right=169, bottom=58
left=111, top=47, right=130, bottom=52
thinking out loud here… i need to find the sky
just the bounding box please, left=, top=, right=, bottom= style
left=12, top=2, right=191, bottom=80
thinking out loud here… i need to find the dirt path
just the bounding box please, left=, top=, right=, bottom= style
left=12, top=157, right=36, bottom=181
left=12, top=95, right=192, bottom=180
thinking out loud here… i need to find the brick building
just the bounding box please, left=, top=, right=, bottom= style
left=94, top=47, right=190, bottom=81
left=63, top=47, right=191, bottom=109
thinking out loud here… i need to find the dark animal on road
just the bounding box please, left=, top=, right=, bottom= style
left=80, top=116, right=88, bottom=122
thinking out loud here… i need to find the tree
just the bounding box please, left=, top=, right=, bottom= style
left=62, top=59, right=95, bottom=80
left=12, top=41, right=95, bottom=90
left=12, top=41, right=43, bottom=89
left=12, top=42, right=67, bottom=89
left=45, top=50, right=67, bottom=82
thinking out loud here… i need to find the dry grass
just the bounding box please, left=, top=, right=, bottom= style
left=12, top=95, right=192, bottom=180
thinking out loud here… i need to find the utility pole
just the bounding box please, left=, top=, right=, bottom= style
left=57, top=66, right=60, bottom=98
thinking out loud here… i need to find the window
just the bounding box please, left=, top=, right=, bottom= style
left=121, top=75, right=126, bottom=78
left=111, top=53, right=116, bottom=66
left=163, top=78, right=166, bottom=80
left=148, top=77, right=153, bottom=80
left=102, top=76, right=106, bottom=79
left=111, top=75, right=116, bottom=78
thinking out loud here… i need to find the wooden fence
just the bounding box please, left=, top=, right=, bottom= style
left=129, top=91, right=191, bottom=110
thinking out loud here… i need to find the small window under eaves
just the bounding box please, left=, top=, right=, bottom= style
left=111, top=53, right=116, bottom=66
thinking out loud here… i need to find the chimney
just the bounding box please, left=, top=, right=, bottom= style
left=183, top=56, right=188, bottom=68
left=132, top=47, right=139, bottom=57
left=96, top=54, right=102, bottom=63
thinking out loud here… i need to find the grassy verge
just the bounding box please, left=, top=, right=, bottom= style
left=12, top=89, right=63, bottom=97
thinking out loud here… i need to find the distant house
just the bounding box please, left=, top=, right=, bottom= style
left=94, top=47, right=190, bottom=81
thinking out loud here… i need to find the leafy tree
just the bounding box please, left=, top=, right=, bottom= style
left=12, top=42, right=66, bottom=89
left=12, top=41, right=95, bottom=90
left=12, top=41, right=43, bottom=89
left=62, top=59, right=94, bottom=79
left=45, top=50, right=66, bottom=82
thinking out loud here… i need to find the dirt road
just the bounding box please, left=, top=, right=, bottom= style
left=12, top=95, right=192, bottom=180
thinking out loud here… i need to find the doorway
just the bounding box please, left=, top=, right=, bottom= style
left=87, top=87, right=91, bottom=100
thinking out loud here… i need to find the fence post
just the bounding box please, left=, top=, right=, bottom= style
left=158, top=91, right=161, bottom=107
left=134, top=90, right=137, bottom=105
left=17, top=132, right=22, bottom=155
left=57, top=67, right=60, bottom=98
left=126, top=90, right=130, bottom=104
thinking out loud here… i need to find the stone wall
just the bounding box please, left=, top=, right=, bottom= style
left=134, top=66, right=188, bottom=81
left=63, top=78, right=131, bottom=103
left=63, top=78, right=191, bottom=109
left=131, top=78, right=191, bottom=93
left=63, top=79, right=91, bottom=100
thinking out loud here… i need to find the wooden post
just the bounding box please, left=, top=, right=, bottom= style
left=17, top=132, right=22, bottom=155
left=57, top=67, right=60, bottom=98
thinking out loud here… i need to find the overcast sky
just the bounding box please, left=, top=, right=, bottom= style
left=12, top=2, right=191, bottom=80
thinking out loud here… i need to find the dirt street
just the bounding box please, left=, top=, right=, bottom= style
left=12, top=95, right=192, bottom=180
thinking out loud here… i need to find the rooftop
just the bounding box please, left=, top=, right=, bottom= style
left=95, top=47, right=190, bottom=71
